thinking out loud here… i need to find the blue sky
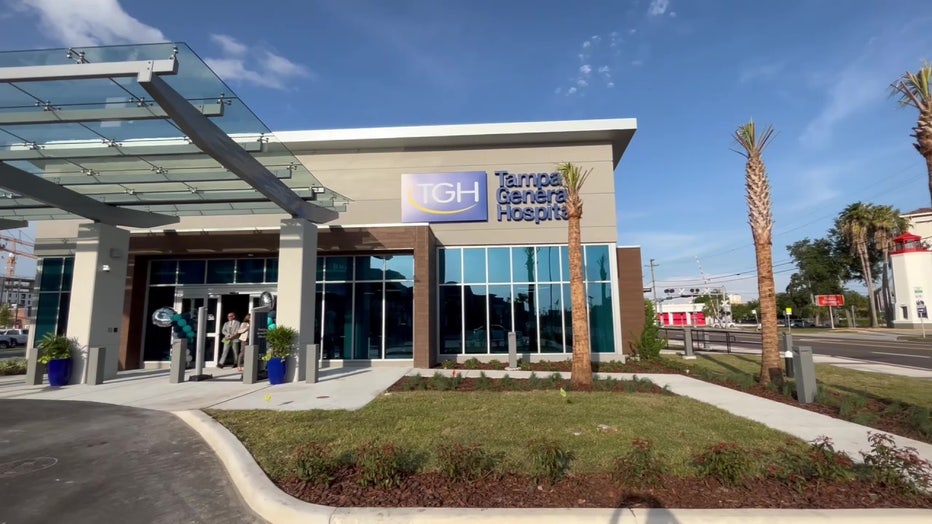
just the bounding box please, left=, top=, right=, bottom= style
left=1, top=0, right=930, bottom=299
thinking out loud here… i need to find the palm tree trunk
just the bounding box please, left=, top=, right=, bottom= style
left=858, top=246, right=878, bottom=327
left=568, top=214, right=592, bottom=388
left=755, top=234, right=781, bottom=386
left=926, top=153, right=932, bottom=207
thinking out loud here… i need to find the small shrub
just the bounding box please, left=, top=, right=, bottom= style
left=450, top=373, right=465, bottom=389
left=882, top=402, right=903, bottom=415
left=435, top=442, right=502, bottom=481
left=906, top=406, right=932, bottom=439
left=593, top=377, right=617, bottom=391
left=633, top=300, right=664, bottom=359
left=851, top=412, right=879, bottom=427
left=463, top=357, right=481, bottom=370
left=431, top=372, right=453, bottom=391
left=772, top=436, right=855, bottom=489
left=860, top=432, right=932, bottom=494
left=0, top=358, right=27, bottom=376
left=293, top=444, right=341, bottom=487
left=476, top=371, right=493, bottom=391
left=527, top=372, right=543, bottom=389
left=519, top=361, right=532, bottom=372
left=692, top=442, right=754, bottom=487
left=838, top=395, right=868, bottom=420
left=612, top=438, right=668, bottom=487
left=355, top=442, right=415, bottom=488
left=814, top=389, right=837, bottom=407
left=546, top=372, right=563, bottom=388
left=527, top=439, right=574, bottom=484
left=441, top=360, right=456, bottom=369
left=487, top=359, right=506, bottom=370
left=500, top=374, right=517, bottom=390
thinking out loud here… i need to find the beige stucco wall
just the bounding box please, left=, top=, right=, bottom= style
left=35, top=142, right=618, bottom=251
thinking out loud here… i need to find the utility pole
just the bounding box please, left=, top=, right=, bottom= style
left=649, top=258, right=659, bottom=306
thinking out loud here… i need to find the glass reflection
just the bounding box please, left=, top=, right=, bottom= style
left=464, top=284, right=488, bottom=354
left=538, top=283, right=563, bottom=353
left=512, top=284, right=536, bottom=352
left=488, top=284, right=512, bottom=353
left=439, top=286, right=462, bottom=354
left=384, top=281, right=414, bottom=358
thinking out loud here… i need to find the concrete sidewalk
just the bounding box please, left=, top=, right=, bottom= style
left=0, top=366, right=409, bottom=412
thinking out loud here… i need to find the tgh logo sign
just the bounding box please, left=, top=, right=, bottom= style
left=401, top=172, right=488, bottom=223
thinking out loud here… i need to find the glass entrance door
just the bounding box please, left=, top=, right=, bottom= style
left=174, top=291, right=219, bottom=367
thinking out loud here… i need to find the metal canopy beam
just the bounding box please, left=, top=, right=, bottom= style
left=0, top=103, right=224, bottom=125
left=0, top=162, right=178, bottom=228
left=138, top=73, right=337, bottom=223
left=0, top=58, right=177, bottom=82
left=0, top=140, right=264, bottom=161
left=0, top=218, right=27, bottom=230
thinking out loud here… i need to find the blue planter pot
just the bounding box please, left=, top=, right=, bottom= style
left=267, top=357, right=286, bottom=385
left=47, top=358, right=71, bottom=387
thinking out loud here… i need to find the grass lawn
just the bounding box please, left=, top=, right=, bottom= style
left=209, top=391, right=798, bottom=479
left=676, top=354, right=932, bottom=410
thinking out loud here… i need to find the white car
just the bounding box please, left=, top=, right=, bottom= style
left=1, top=329, right=28, bottom=347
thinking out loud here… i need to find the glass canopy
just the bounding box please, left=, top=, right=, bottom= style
left=0, top=43, right=347, bottom=222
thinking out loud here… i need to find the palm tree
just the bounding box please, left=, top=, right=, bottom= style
left=890, top=62, right=932, bottom=206
left=870, top=205, right=909, bottom=326
left=558, top=162, right=592, bottom=388
left=837, top=202, right=879, bottom=327
left=733, top=120, right=781, bottom=386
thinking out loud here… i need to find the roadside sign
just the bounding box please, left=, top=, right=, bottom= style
left=785, top=307, right=792, bottom=315
left=816, top=295, right=844, bottom=307
left=918, top=299, right=928, bottom=319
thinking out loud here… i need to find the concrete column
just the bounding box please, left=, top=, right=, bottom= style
left=65, top=223, right=129, bottom=384
left=276, top=218, right=317, bottom=383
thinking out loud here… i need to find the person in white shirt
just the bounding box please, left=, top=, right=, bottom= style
left=236, top=314, right=250, bottom=372
left=218, top=312, right=241, bottom=369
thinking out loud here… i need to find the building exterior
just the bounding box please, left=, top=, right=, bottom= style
left=890, top=232, right=932, bottom=329
left=0, top=276, right=33, bottom=314
left=30, top=120, right=645, bottom=374
left=656, top=300, right=707, bottom=327
left=0, top=43, right=644, bottom=384
left=903, top=208, right=932, bottom=242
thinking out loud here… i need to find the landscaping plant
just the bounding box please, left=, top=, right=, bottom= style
left=354, top=442, right=415, bottom=488
left=692, top=442, right=755, bottom=487
left=612, top=438, right=668, bottom=487
left=860, top=432, right=932, bottom=494
left=293, top=444, right=341, bottom=487
left=435, top=442, right=502, bottom=481
left=527, top=439, right=574, bottom=484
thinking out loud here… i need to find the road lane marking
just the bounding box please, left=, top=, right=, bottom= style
left=798, top=339, right=932, bottom=352
left=872, top=351, right=932, bottom=359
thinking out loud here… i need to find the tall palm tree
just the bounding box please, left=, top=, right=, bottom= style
left=890, top=62, right=932, bottom=206
left=837, top=202, right=879, bottom=327
left=733, top=121, right=781, bottom=386
left=870, top=205, right=909, bottom=326
left=558, top=162, right=592, bottom=388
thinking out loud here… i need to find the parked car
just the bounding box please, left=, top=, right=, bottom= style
left=0, top=333, right=12, bottom=349
left=1, top=329, right=28, bottom=346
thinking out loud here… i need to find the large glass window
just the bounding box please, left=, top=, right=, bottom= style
left=35, top=257, right=75, bottom=340
left=438, top=244, right=616, bottom=355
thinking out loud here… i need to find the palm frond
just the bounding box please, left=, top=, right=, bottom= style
left=890, top=62, right=932, bottom=109
left=733, top=120, right=776, bottom=157
left=557, top=162, right=592, bottom=193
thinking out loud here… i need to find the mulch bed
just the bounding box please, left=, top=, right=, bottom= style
left=388, top=375, right=667, bottom=394
left=278, top=471, right=932, bottom=508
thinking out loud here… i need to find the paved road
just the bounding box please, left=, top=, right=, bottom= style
left=0, top=400, right=265, bottom=524
left=663, top=328, right=932, bottom=370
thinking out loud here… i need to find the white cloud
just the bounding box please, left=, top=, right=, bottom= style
left=576, top=79, right=588, bottom=87
left=205, top=34, right=311, bottom=91
left=567, top=86, right=578, bottom=95
left=14, top=0, right=165, bottom=46
left=210, top=33, right=248, bottom=56
left=579, top=64, right=592, bottom=75
left=647, top=0, right=670, bottom=17
left=598, top=65, right=610, bottom=74
left=607, top=81, right=615, bottom=88
left=582, top=40, right=592, bottom=49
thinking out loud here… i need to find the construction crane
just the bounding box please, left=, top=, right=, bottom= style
left=0, top=233, right=36, bottom=278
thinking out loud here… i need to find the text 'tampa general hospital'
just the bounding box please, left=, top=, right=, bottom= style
left=1, top=43, right=645, bottom=381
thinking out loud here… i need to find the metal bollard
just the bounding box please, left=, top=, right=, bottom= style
left=86, top=347, right=107, bottom=385
left=25, top=345, right=44, bottom=386
left=305, top=344, right=319, bottom=384
left=507, top=332, right=518, bottom=369
left=782, top=333, right=794, bottom=378
left=242, top=344, right=259, bottom=385
left=683, top=327, right=696, bottom=359
left=792, top=345, right=818, bottom=403
left=169, top=338, right=187, bottom=384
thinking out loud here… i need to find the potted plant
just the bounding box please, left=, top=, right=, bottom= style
left=37, top=333, right=76, bottom=387
left=264, top=326, right=296, bottom=385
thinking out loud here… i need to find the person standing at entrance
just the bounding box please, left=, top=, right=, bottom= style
left=219, top=312, right=241, bottom=369
left=236, top=314, right=250, bottom=372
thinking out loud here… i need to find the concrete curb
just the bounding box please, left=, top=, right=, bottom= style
left=175, top=409, right=932, bottom=524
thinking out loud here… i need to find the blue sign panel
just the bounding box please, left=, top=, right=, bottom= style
left=401, top=172, right=488, bottom=223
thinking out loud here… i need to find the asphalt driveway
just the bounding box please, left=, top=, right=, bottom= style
left=0, top=399, right=265, bottom=524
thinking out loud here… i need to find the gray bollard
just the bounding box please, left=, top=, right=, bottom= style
left=169, top=338, right=187, bottom=384
left=25, top=346, right=44, bottom=386
left=242, top=344, right=259, bottom=385
left=305, top=344, right=319, bottom=384
left=782, top=333, right=794, bottom=378
left=86, top=347, right=107, bottom=386
left=793, top=345, right=817, bottom=403
left=683, top=327, right=696, bottom=359
left=507, top=332, right=518, bottom=369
